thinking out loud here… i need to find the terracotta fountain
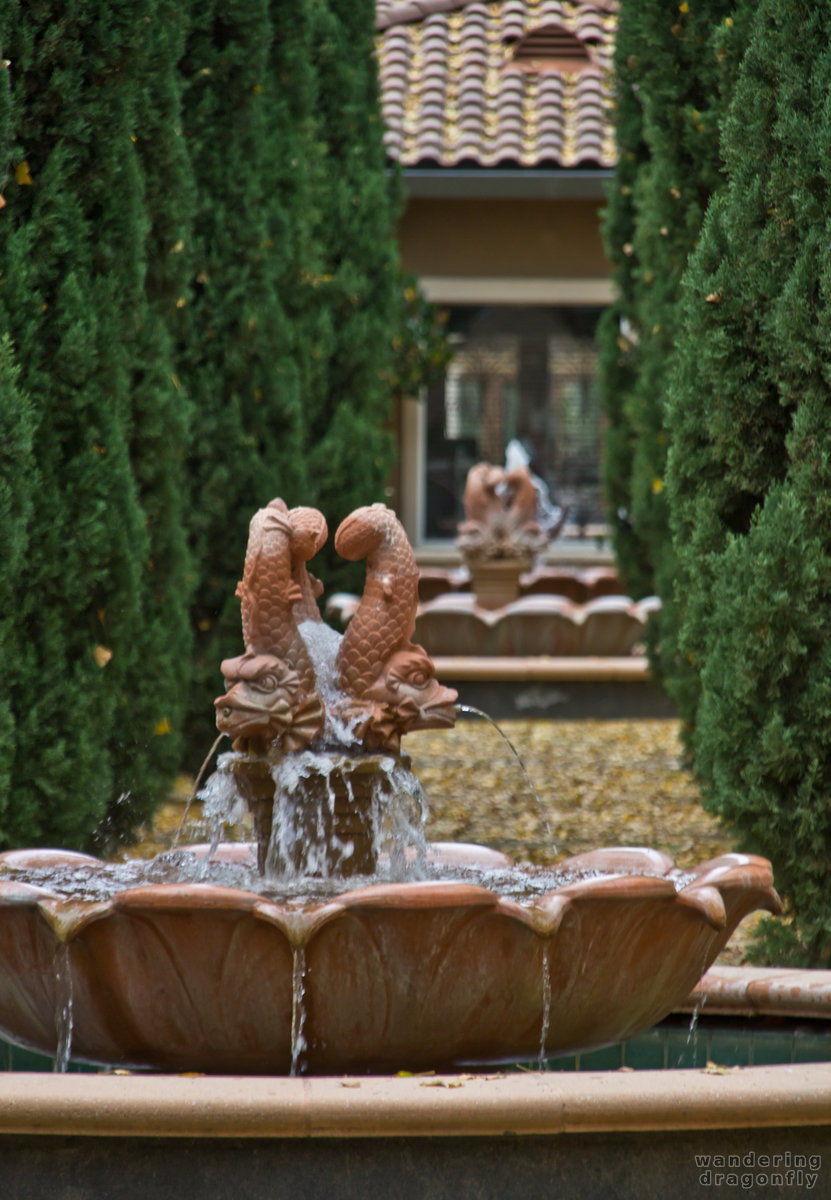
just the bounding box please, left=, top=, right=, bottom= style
left=403, top=459, right=659, bottom=662
left=0, top=499, right=779, bottom=1074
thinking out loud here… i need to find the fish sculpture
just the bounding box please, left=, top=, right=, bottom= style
left=456, top=460, right=548, bottom=560
left=215, top=500, right=326, bottom=752
left=334, top=504, right=457, bottom=751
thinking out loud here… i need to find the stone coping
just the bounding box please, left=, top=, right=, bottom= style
left=684, top=966, right=831, bottom=1020
left=433, top=655, right=650, bottom=681
left=0, top=1065, right=830, bottom=1140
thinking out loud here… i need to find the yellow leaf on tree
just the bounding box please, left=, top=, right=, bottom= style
left=94, top=645, right=113, bottom=668
left=651, top=477, right=664, bottom=495
left=154, top=718, right=172, bottom=736
left=15, top=161, right=32, bottom=185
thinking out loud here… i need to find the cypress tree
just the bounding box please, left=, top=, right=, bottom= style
left=177, top=0, right=311, bottom=757
left=665, top=0, right=831, bottom=962
left=599, top=1, right=750, bottom=644
left=0, top=1, right=191, bottom=848
left=0, top=336, right=35, bottom=806
left=294, top=0, right=402, bottom=595
left=97, top=0, right=196, bottom=849
left=597, top=5, right=650, bottom=597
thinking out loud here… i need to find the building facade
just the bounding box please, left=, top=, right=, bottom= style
left=376, top=0, right=618, bottom=559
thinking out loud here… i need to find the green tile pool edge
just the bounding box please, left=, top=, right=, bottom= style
left=535, top=1019, right=831, bottom=1073
left=2, top=1019, right=831, bottom=1074
left=1, top=1040, right=96, bottom=1073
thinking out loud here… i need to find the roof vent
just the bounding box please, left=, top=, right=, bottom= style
left=505, top=23, right=594, bottom=74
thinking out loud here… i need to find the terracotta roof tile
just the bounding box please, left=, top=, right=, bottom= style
left=377, top=0, right=617, bottom=167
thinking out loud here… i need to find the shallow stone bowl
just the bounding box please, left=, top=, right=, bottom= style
left=0, top=846, right=780, bottom=1073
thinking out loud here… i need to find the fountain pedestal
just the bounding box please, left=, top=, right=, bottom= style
left=225, top=753, right=415, bottom=878
left=465, top=556, right=531, bottom=609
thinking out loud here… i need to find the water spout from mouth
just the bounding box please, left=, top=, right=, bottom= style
left=174, top=732, right=228, bottom=847
left=454, top=703, right=554, bottom=853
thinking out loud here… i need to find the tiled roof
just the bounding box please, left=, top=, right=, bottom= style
left=375, top=0, right=618, bottom=169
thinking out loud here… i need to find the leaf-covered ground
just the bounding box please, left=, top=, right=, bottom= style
left=408, top=718, right=722, bottom=868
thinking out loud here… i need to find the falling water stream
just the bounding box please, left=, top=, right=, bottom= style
left=53, top=944, right=74, bottom=1074
left=538, top=942, right=552, bottom=1069
left=454, top=704, right=554, bottom=850
left=174, top=731, right=228, bottom=848
left=290, top=947, right=308, bottom=1076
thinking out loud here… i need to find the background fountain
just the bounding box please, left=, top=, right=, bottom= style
left=0, top=498, right=779, bottom=1074
left=412, top=456, right=659, bottom=659
left=327, top=456, right=658, bottom=664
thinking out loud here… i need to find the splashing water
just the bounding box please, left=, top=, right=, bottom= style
left=265, top=751, right=429, bottom=882
left=298, top=619, right=363, bottom=748
left=455, top=704, right=554, bottom=851
left=196, top=763, right=249, bottom=873
left=371, top=758, right=429, bottom=879
left=174, top=731, right=228, bottom=848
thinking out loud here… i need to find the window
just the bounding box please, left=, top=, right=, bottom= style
left=424, top=305, right=605, bottom=540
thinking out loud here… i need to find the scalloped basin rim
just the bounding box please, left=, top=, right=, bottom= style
left=0, top=845, right=782, bottom=1072
left=0, top=846, right=782, bottom=929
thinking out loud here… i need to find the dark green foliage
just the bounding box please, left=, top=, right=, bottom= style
left=597, top=6, right=649, bottom=597
left=0, top=1, right=192, bottom=849
left=665, top=0, right=831, bottom=962
left=599, top=0, right=747, bottom=634
left=178, top=0, right=404, bottom=758
left=293, top=0, right=402, bottom=595
left=0, top=336, right=35, bottom=804
left=97, top=0, right=196, bottom=851
left=1, top=0, right=422, bottom=837
left=389, top=275, right=451, bottom=402
left=177, top=0, right=310, bottom=758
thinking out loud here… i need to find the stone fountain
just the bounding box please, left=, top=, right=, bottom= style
left=454, top=458, right=561, bottom=609
left=0, top=499, right=780, bottom=1075
left=405, top=458, right=659, bottom=662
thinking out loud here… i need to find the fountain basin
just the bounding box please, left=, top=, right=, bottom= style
left=0, top=847, right=779, bottom=1074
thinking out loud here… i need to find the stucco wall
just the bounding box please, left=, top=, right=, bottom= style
left=397, top=197, right=609, bottom=280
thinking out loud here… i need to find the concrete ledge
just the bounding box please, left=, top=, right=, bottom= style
left=685, top=966, right=831, bottom=1020
left=433, top=655, right=650, bottom=681
left=0, top=1065, right=830, bottom=1140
